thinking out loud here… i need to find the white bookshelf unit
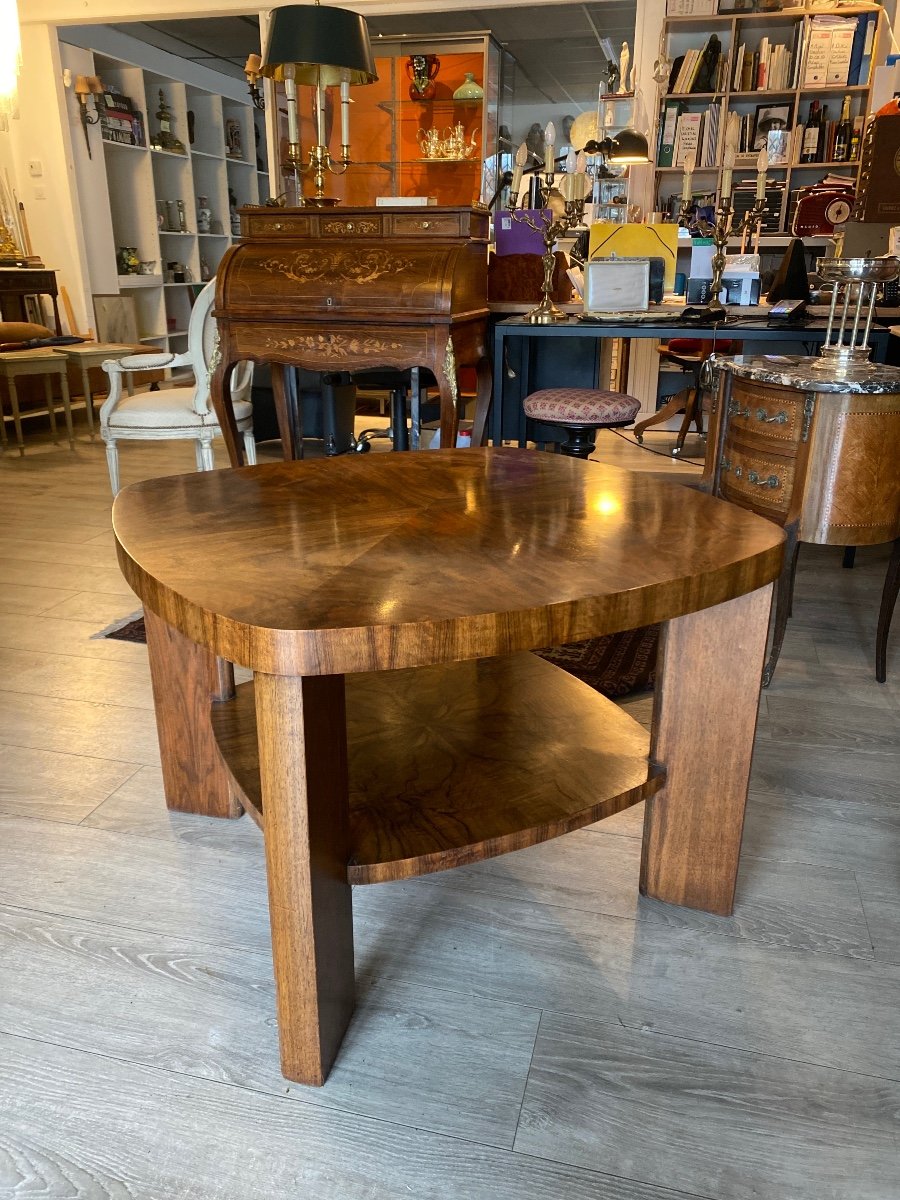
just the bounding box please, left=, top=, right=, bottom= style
left=61, top=33, right=269, bottom=353
left=655, top=4, right=884, bottom=238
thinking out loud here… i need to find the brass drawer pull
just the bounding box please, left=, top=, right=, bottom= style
left=346, top=223, right=354, bottom=231
left=756, top=408, right=788, bottom=424
left=721, top=458, right=742, bottom=478
left=421, top=220, right=431, bottom=229
left=748, top=471, right=780, bottom=488
left=728, top=402, right=750, bottom=418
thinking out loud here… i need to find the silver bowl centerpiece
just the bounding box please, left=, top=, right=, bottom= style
left=815, top=255, right=900, bottom=374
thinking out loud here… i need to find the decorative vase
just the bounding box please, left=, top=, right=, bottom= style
left=452, top=72, right=483, bottom=101
left=407, top=54, right=440, bottom=101
left=196, top=195, right=211, bottom=234
left=116, top=246, right=139, bottom=275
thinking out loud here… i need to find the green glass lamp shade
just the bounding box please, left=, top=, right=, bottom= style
left=261, top=4, right=378, bottom=87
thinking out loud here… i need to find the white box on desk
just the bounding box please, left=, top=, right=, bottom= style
left=720, top=274, right=761, bottom=305
left=375, top=196, right=437, bottom=206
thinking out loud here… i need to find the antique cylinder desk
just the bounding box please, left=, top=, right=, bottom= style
left=702, top=355, right=900, bottom=684
left=211, top=205, right=491, bottom=461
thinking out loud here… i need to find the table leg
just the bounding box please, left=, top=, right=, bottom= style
left=58, top=370, right=75, bottom=449
left=143, top=609, right=242, bottom=818
left=471, top=350, right=492, bottom=449
left=81, top=362, right=95, bottom=437
left=0, top=387, right=7, bottom=451
left=42, top=375, right=59, bottom=441
left=7, top=376, right=24, bottom=455
left=254, top=671, right=355, bottom=1086
left=272, top=364, right=299, bottom=461
left=640, top=582, right=773, bottom=915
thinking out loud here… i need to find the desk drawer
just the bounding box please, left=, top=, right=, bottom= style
left=727, top=378, right=807, bottom=454
left=387, top=210, right=489, bottom=240
left=720, top=440, right=795, bottom=518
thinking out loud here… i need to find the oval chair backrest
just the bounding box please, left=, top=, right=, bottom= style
left=190, top=278, right=253, bottom=416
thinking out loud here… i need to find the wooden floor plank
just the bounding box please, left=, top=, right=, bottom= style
left=0, top=1032, right=702, bottom=1200
left=516, top=1012, right=900, bottom=1200
left=0, top=904, right=540, bottom=1148
left=0, top=744, right=140, bottom=824
left=412, top=827, right=875, bottom=958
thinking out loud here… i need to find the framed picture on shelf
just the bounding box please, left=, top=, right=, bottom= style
left=753, top=103, right=792, bottom=152
left=716, top=0, right=758, bottom=13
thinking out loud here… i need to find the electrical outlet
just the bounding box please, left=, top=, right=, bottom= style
left=28, top=160, right=42, bottom=177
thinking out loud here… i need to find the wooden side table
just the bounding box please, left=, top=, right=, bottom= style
left=52, top=342, right=141, bottom=437
left=0, top=348, right=74, bottom=455
left=703, top=354, right=900, bottom=683
left=113, top=448, right=783, bottom=1086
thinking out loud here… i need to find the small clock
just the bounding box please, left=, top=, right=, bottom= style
left=824, top=196, right=853, bottom=226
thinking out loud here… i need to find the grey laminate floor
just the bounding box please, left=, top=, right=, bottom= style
left=1, top=425, right=898, bottom=1200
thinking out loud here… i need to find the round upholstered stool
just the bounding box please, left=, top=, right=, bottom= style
left=522, top=388, right=641, bottom=458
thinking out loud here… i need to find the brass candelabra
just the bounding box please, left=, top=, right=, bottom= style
left=506, top=174, right=591, bottom=324
left=284, top=142, right=351, bottom=207
left=678, top=195, right=766, bottom=322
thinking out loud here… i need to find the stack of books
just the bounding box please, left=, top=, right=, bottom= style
left=732, top=32, right=801, bottom=92
left=99, top=88, right=145, bottom=148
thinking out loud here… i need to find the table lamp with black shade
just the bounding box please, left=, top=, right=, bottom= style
left=259, top=1, right=377, bottom=207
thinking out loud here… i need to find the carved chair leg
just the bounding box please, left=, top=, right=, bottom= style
left=762, top=526, right=799, bottom=688
left=673, top=386, right=699, bottom=456
left=105, top=440, right=121, bottom=496
left=876, top=537, right=900, bottom=684
left=272, top=364, right=300, bottom=461
left=634, top=387, right=690, bottom=444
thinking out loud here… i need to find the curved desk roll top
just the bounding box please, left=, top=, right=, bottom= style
left=211, top=205, right=491, bottom=464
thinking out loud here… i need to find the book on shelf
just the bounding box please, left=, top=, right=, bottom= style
left=658, top=99, right=684, bottom=166
left=667, top=34, right=723, bottom=94
left=855, top=12, right=878, bottom=86
left=803, top=15, right=867, bottom=87
left=674, top=111, right=704, bottom=165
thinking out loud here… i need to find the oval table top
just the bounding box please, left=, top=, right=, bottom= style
left=113, top=448, right=785, bottom=676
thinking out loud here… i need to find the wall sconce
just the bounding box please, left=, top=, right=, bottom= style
left=259, top=2, right=377, bottom=208
left=244, top=53, right=264, bottom=110
left=67, top=73, right=103, bottom=158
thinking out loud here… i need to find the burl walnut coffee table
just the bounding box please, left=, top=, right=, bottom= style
left=113, top=448, right=784, bottom=1086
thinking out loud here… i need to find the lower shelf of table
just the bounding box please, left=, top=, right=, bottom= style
left=210, top=650, right=664, bottom=884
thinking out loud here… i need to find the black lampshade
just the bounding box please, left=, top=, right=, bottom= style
left=607, top=127, right=650, bottom=165
left=261, top=4, right=378, bottom=87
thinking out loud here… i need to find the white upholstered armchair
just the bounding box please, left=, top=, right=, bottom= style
left=100, top=279, right=256, bottom=495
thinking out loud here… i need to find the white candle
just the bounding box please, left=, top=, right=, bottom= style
left=511, top=141, right=528, bottom=197
left=682, top=150, right=696, bottom=201
left=756, top=146, right=768, bottom=199
left=565, top=147, right=577, bottom=174
left=340, top=79, right=350, bottom=146
left=544, top=121, right=556, bottom=180
left=721, top=146, right=736, bottom=202
left=284, top=64, right=299, bottom=147
left=575, top=151, right=587, bottom=175
left=315, top=73, right=325, bottom=146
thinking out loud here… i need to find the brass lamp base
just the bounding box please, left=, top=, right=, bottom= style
left=526, top=297, right=569, bottom=324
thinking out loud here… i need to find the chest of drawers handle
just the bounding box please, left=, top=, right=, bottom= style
left=756, top=408, right=788, bottom=425
left=721, top=458, right=743, bottom=478
left=728, top=402, right=750, bottom=418
left=747, top=470, right=780, bottom=488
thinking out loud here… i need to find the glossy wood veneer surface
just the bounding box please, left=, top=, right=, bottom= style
left=211, top=654, right=664, bottom=884
left=113, top=449, right=785, bottom=677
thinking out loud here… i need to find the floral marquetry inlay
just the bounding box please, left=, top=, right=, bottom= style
left=264, top=332, right=406, bottom=358
left=259, top=249, right=414, bottom=286
left=321, top=218, right=381, bottom=236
